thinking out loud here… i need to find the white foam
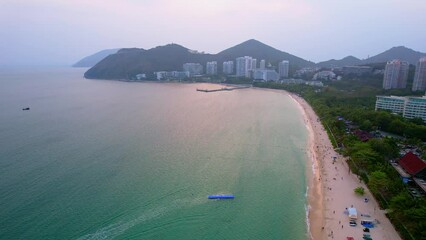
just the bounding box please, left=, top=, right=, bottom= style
left=77, top=197, right=205, bottom=240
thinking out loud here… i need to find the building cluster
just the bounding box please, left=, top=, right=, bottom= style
left=313, top=71, right=336, bottom=80
left=236, top=56, right=256, bottom=78
left=232, top=56, right=289, bottom=81
left=152, top=57, right=289, bottom=82
left=382, top=57, right=426, bottom=91
left=375, top=95, right=426, bottom=122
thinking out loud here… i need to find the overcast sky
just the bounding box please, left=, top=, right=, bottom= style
left=1, top=0, right=425, bottom=66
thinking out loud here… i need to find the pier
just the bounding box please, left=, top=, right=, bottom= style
left=196, top=86, right=250, bottom=93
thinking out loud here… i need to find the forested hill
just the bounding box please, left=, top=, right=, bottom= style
left=84, top=39, right=314, bottom=80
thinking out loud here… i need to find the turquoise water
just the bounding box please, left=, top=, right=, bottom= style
left=0, top=68, right=308, bottom=239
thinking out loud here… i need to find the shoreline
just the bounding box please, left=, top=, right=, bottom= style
left=288, top=92, right=402, bottom=240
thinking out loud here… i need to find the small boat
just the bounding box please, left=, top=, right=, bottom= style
left=208, top=194, right=234, bottom=199
left=22, top=107, right=30, bottom=111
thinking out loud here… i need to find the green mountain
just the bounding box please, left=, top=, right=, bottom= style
left=316, top=56, right=362, bottom=68
left=72, top=48, right=121, bottom=67
left=363, top=46, right=426, bottom=65
left=84, top=39, right=314, bottom=79
left=216, top=39, right=314, bottom=68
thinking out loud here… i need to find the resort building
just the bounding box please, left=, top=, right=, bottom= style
left=313, top=70, right=336, bottom=80
left=183, top=63, right=203, bottom=76
left=253, top=69, right=279, bottom=81
left=206, top=61, right=217, bottom=75
left=236, top=56, right=255, bottom=78
left=404, top=96, right=426, bottom=121
left=222, top=61, right=234, bottom=74
left=375, top=95, right=426, bottom=122
left=375, top=96, right=406, bottom=114
left=278, top=60, right=289, bottom=78
left=412, top=57, right=426, bottom=91
left=383, top=59, right=409, bottom=89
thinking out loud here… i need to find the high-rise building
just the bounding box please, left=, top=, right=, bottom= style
left=278, top=60, right=289, bottom=78
left=251, top=59, right=257, bottom=70
left=260, top=60, right=266, bottom=70
left=206, top=61, right=217, bottom=75
left=223, top=61, right=234, bottom=74
left=183, top=63, right=203, bottom=76
left=383, top=59, right=409, bottom=89
left=236, top=56, right=254, bottom=78
left=412, top=57, right=426, bottom=91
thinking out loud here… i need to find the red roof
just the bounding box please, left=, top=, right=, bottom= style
left=398, top=152, right=426, bottom=175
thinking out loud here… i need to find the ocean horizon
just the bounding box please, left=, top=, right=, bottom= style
left=0, top=67, right=309, bottom=239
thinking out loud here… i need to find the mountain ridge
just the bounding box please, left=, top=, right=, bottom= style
left=73, top=48, right=121, bottom=67
left=82, top=41, right=426, bottom=79
left=84, top=39, right=314, bottom=79
left=317, top=46, right=426, bottom=68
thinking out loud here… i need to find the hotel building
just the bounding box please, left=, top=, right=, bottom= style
left=376, top=95, right=426, bottom=122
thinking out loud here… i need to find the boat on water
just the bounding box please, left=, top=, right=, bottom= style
left=22, top=107, right=30, bottom=111
left=208, top=194, right=234, bottom=199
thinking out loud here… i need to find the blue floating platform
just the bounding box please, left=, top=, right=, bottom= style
left=208, top=195, right=234, bottom=199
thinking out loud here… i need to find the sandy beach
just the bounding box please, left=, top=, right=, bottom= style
left=289, top=93, right=402, bottom=240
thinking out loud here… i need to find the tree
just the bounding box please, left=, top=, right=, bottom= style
left=354, top=187, right=365, bottom=196
left=368, top=171, right=391, bottom=196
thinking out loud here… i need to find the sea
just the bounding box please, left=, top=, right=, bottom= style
left=0, top=67, right=309, bottom=240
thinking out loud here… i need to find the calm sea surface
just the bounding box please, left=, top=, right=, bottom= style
left=0, top=67, right=308, bottom=239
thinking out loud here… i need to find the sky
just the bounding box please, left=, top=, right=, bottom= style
left=1, top=0, right=426, bottom=66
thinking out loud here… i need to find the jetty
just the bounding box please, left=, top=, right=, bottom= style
left=196, top=86, right=249, bottom=93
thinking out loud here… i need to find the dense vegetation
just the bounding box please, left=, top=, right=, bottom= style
left=254, top=78, right=426, bottom=240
